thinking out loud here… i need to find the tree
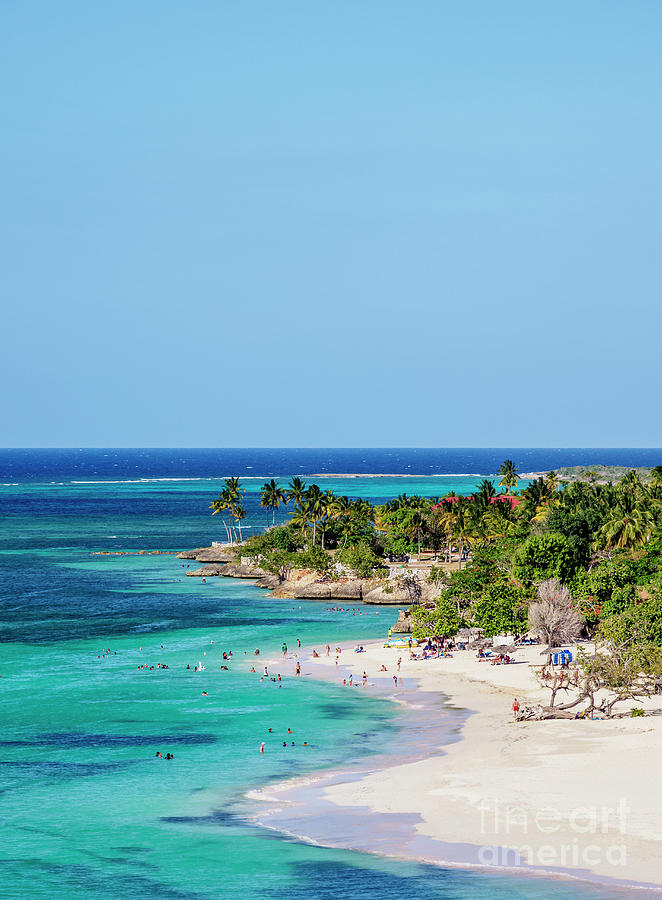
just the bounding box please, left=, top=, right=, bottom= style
left=209, top=489, right=232, bottom=543
left=286, top=477, right=307, bottom=510
left=259, top=479, right=286, bottom=526
left=528, top=578, right=584, bottom=651
left=411, top=594, right=460, bottom=640
left=452, top=500, right=473, bottom=571
left=290, top=505, right=312, bottom=545
left=513, top=533, right=575, bottom=584
left=335, top=541, right=384, bottom=578
left=497, top=459, right=519, bottom=492
left=405, top=508, right=426, bottom=560
left=529, top=601, right=662, bottom=719
left=598, top=503, right=655, bottom=551
left=304, top=484, right=324, bottom=547
left=475, top=479, right=497, bottom=510
left=231, top=501, right=246, bottom=542
left=472, top=582, right=527, bottom=637
left=259, top=549, right=296, bottom=583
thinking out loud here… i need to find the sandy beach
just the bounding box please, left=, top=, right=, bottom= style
left=254, top=636, right=662, bottom=892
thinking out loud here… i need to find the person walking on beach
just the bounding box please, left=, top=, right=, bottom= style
left=392, top=675, right=398, bottom=687
left=397, top=657, right=402, bottom=672
left=295, top=662, right=301, bottom=676
left=325, top=644, right=330, bottom=657
left=512, top=698, right=520, bottom=719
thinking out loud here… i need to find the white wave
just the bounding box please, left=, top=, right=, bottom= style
left=1, top=483, right=19, bottom=486
left=431, top=473, right=483, bottom=477
left=69, top=477, right=217, bottom=484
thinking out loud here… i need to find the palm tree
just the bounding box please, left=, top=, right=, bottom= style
left=290, top=505, right=311, bottom=545
left=650, top=465, right=662, bottom=500
left=304, top=484, right=324, bottom=546
left=453, top=500, right=474, bottom=570
left=286, top=477, right=307, bottom=510
left=406, top=508, right=426, bottom=560
left=545, top=470, right=559, bottom=493
left=435, top=498, right=458, bottom=564
left=224, top=476, right=244, bottom=502
left=481, top=503, right=513, bottom=543
left=598, top=502, right=655, bottom=550
left=475, top=479, right=497, bottom=510
left=497, top=459, right=519, bottom=492
left=210, top=490, right=232, bottom=543
left=232, top=501, right=246, bottom=542
left=317, top=491, right=338, bottom=550
left=260, top=479, right=286, bottom=526
left=352, top=498, right=374, bottom=527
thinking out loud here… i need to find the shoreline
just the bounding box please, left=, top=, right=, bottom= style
left=247, top=637, right=662, bottom=895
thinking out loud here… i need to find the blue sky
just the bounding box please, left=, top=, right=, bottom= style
left=2, top=1, right=660, bottom=447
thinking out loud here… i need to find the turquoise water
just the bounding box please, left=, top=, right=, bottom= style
left=0, top=467, right=643, bottom=898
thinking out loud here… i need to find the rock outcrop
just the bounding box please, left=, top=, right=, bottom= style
left=218, top=563, right=267, bottom=578
left=178, top=546, right=238, bottom=563
left=391, top=608, right=414, bottom=633
left=187, top=562, right=267, bottom=578
left=186, top=564, right=227, bottom=577
left=178, top=546, right=439, bottom=606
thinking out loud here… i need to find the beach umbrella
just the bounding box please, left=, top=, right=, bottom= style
left=493, top=644, right=516, bottom=654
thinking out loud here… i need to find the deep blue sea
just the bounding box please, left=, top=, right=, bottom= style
left=1, top=449, right=656, bottom=899
left=2, top=447, right=661, bottom=483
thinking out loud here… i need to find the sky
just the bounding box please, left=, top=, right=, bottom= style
left=1, top=0, right=661, bottom=447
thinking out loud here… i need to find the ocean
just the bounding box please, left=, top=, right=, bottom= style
left=1, top=449, right=657, bottom=899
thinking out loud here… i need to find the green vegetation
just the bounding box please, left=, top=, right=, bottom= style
left=551, top=465, right=661, bottom=486
left=211, top=465, right=662, bottom=714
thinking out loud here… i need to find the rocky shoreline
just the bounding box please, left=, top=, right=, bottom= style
left=177, top=545, right=423, bottom=627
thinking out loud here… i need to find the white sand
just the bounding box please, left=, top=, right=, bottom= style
left=301, top=638, right=662, bottom=888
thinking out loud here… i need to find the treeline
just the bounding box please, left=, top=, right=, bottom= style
left=210, top=462, right=662, bottom=717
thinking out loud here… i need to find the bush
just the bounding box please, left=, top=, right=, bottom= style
left=242, top=524, right=304, bottom=556
left=411, top=595, right=460, bottom=639
left=335, top=542, right=384, bottom=578
left=472, top=582, right=528, bottom=637
left=513, top=533, right=575, bottom=585
left=296, top=547, right=332, bottom=576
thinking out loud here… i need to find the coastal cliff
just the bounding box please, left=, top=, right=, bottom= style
left=178, top=546, right=435, bottom=607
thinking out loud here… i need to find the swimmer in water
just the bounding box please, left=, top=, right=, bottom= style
left=260, top=742, right=265, bottom=754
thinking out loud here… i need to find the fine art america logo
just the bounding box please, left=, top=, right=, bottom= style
left=477, top=798, right=629, bottom=869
